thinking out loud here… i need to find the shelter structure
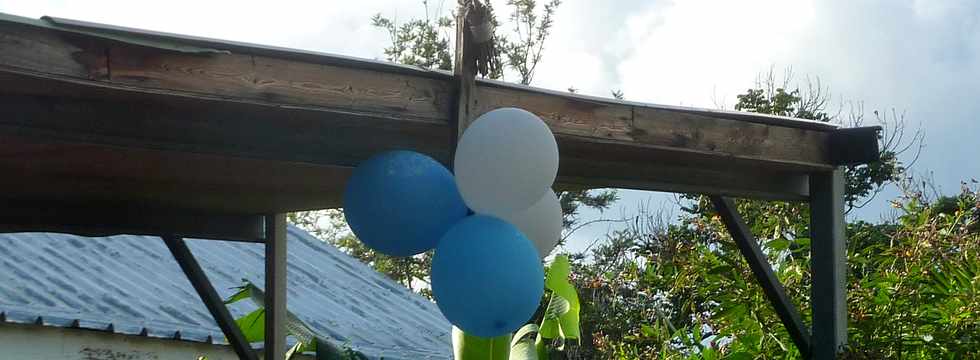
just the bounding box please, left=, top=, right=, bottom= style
left=0, top=226, right=452, bottom=359
left=0, top=11, right=879, bottom=359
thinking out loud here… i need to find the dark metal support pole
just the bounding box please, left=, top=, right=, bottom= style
left=162, top=235, right=257, bottom=360
left=710, top=196, right=812, bottom=357
left=264, top=213, right=287, bottom=360
left=810, top=169, right=847, bottom=358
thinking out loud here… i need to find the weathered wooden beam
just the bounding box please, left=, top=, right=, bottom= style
left=473, top=83, right=834, bottom=171
left=0, top=75, right=811, bottom=202
left=450, top=5, right=479, bottom=172
left=453, top=7, right=479, bottom=138
left=162, top=235, right=258, bottom=360
left=0, top=125, right=354, bottom=213
left=710, top=196, right=811, bottom=356
left=810, top=170, right=847, bottom=358
left=0, top=199, right=265, bottom=241
left=0, top=16, right=880, bottom=206
left=0, top=19, right=837, bottom=174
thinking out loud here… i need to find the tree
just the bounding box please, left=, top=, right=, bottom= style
left=498, top=0, right=562, bottom=85
left=370, top=1, right=454, bottom=71
left=562, top=70, right=967, bottom=359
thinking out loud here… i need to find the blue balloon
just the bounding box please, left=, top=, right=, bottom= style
left=431, top=215, right=544, bottom=337
left=344, top=151, right=468, bottom=256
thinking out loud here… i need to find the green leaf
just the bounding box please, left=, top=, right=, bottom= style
left=234, top=308, right=265, bottom=343
left=508, top=324, right=540, bottom=360
left=541, top=255, right=581, bottom=341
left=452, top=326, right=511, bottom=360
left=509, top=340, right=538, bottom=360
left=708, top=265, right=733, bottom=276
left=544, top=294, right=570, bottom=320
left=701, top=347, right=719, bottom=360
left=767, top=238, right=791, bottom=251
left=224, top=282, right=253, bottom=305
left=725, top=352, right=753, bottom=360
left=510, top=324, right=539, bottom=348
left=285, top=341, right=304, bottom=360
left=640, top=324, right=656, bottom=338
left=534, top=333, right=549, bottom=360
left=538, top=315, right=560, bottom=340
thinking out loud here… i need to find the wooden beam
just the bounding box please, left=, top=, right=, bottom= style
left=710, top=196, right=811, bottom=356
left=0, top=18, right=858, bottom=205
left=0, top=199, right=265, bottom=241
left=472, top=83, right=834, bottom=171
left=264, top=214, right=287, bottom=360
left=0, top=20, right=836, bottom=168
left=162, top=236, right=258, bottom=360
left=810, top=170, right=847, bottom=358
left=453, top=7, right=478, bottom=136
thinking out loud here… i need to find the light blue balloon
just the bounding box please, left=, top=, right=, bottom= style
left=431, top=215, right=545, bottom=338
left=343, top=150, right=468, bottom=257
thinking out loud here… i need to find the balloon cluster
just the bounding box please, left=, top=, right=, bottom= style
left=344, top=108, right=562, bottom=338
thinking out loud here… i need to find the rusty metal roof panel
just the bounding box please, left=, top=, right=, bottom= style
left=0, top=227, right=452, bottom=359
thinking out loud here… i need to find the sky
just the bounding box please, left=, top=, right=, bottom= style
left=2, top=0, right=977, bottom=253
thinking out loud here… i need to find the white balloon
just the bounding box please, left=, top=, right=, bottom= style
left=455, top=108, right=559, bottom=214
left=496, top=190, right=563, bottom=259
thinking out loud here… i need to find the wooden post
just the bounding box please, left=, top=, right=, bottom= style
left=810, top=169, right=847, bottom=358
left=452, top=5, right=478, bottom=145
left=264, top=213, right=287, bottom=360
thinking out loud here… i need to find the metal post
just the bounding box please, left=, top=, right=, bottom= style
left=710, top=196, right=812, bottom=356
left=162, top=236, right=257, bottom=360
left=810, top=169, right=847, bottom=358
left=264, top=213, right=288, bottom=360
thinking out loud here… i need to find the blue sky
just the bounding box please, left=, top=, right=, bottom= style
left=3, top=0, right=976, bottom=253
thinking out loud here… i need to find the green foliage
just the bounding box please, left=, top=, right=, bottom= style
left=560, top=188, right=619, bottom=230
left=498, top=0, right=561, bottom=85
left=223, top=281, right=368, bottom=359
left=540, top=255, right=581, bottom=341
left=569, top=182, right=979, bottom=359
left=841, top=181, right=980, bottom=358
left=235, top=308, right=266, bottom=343
left=510, top=324, right=541, bottom=360
left=560, top=73, right=974, bottom=359
left=453, top=326, right=512, bottom=360
left=371, top=1, right=453, bottom=71
left=371, top=0, right=562, bottom=86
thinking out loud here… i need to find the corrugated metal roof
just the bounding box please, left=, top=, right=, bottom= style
left=0, top=227, right=452, bottom=359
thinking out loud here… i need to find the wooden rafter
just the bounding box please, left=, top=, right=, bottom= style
left=0, top=14, right=865, bottom=215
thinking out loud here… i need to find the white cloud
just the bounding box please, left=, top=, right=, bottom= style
left=613, top=0, right=816, bottom=107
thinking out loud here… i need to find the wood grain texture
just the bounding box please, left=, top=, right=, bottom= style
left=475, top=84, right=832, bottom=171
left=0, top=136, right=350, bottom=213
left=0, top=23, right=107, bottom=80
left=106, top=45, right=452, bottom=123
left=559, top=156, right=809, bottom=200
left=0, top=89, right=453, bottom=167
left=453, top=10, right=478, bottom=136
left=631, top=107, right=831, bottom=169
left=0, top=20, right=852, bottom=209
left=473, top=85, right=634, bottom=141
left=0, top=201, right=266, bottom=242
